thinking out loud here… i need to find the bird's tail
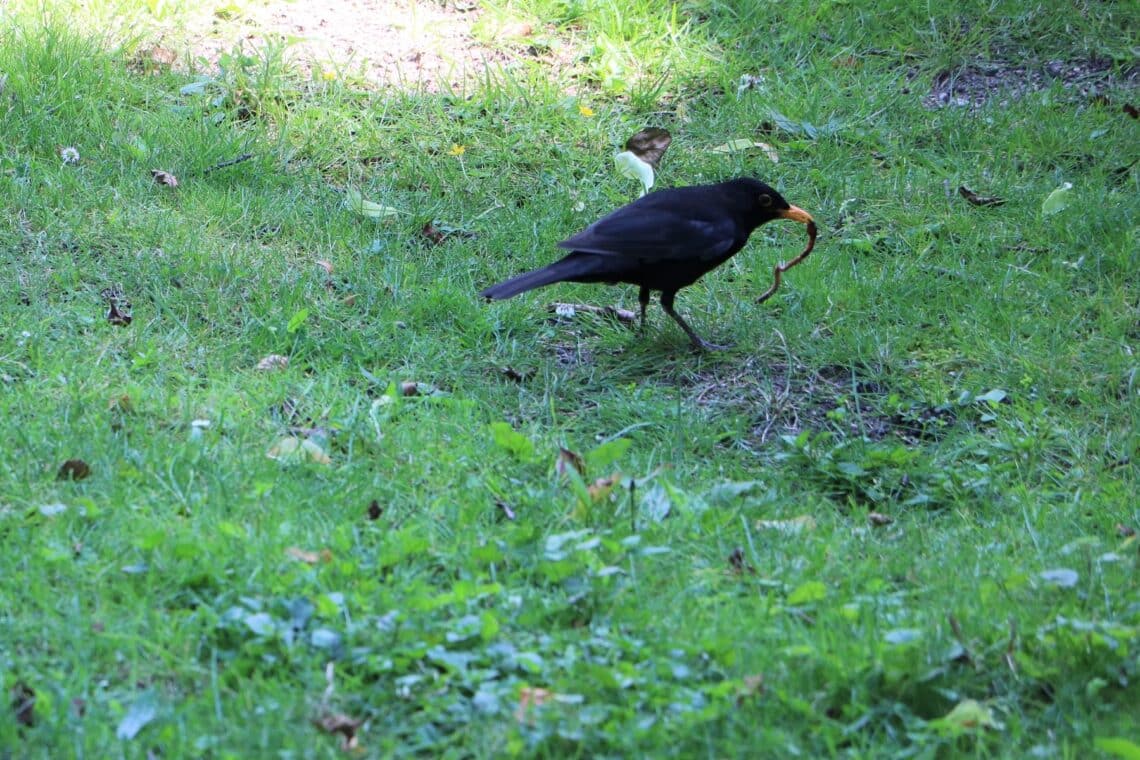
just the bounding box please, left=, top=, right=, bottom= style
left=479, top=255, right=598, bottom=300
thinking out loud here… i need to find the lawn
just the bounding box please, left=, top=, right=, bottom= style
left=1, top=0, right=1137, bottom=756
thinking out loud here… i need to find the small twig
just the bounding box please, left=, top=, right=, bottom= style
left=756, top=221, right=818, bottom=304
left=200, top=153, right=253, bottom=174
left=1004, top=617, right=1018, bottom=675
left=947, top=614, right=978, bottom=669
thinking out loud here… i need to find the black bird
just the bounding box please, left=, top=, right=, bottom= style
left=479, top=178, right=815, bottom=350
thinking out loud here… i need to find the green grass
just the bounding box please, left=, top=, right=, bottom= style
left=1, top=0, right=1137, bottom=756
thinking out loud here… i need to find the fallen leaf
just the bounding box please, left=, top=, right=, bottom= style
left=399, top=381, right=420, bottom=397
left=614, top=151, right=655, bottom=195
left=150, top=169, right=178, bottom=187
left=108, top=395, right=134, bottom=413
left=556, top=447, right=586, bottom=477
left=831, top=54, right=860, bottom=68
left=11, top=682, right=35, bottom=727
left=710, top=138, right=779, bottom=163
left=867, top=512, right=893, bottom=526
left=958, top=185, right=1006, bottom=207
left=266, top=436, right=331, bottom=465
left=313, top=712, right=362, bottom=751
left=728, top=547, right=756, bottom=575
left=1041, top=182, right=1073, bottom=216
left=1124, top=104, right=1139, bottom=119
left=623, top=127, right=672, bottom=170
left=933, top=699, right=1003, bottom=734
left=515, top=687, right=554, bottom=724
left=421, top=222, right=446, bottom=245
left=316, top=260, right=333, bottom=275
left=366, top=500, right=383, bottom=520
left=256, top=354, right=289, bottom=371
left=500, top=366, right=531, bottom=383
left=547, top=302, right=637, bottom=324
left=286, top=546, right=331, bottom=564
left=736, top=674, right=765, bottom=704
left=116, top=692, right=158, bottom=740
left=587, top=473, right=620, bottom=501
left=756, top=515, right=816, bottom=534
left=344, top=187, right=401, bottom=220
left=57, top=459, right=91, bottom=481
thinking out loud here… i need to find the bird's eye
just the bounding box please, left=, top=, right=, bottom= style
left=758, top=194, right=773, bottom=207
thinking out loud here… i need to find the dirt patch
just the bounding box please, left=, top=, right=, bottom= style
left=171, top=0, right=514, bottom=91
left=924, top=56, right=1138, bottom=109
left=680, top=357, right=952, bottom=446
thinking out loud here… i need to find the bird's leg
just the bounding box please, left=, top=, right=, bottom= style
left=638, top=286, right=650, bottom=331
left=660, top=291, right=729, bottom=351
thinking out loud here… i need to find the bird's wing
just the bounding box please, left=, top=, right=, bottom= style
left=557, top=205, right=738, bottom=262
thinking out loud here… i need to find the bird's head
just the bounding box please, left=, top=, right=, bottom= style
left=734, top=177, right=815, bottom=227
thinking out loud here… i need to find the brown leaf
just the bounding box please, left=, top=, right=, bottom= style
left=150, top=169, right=179, bottom=187
left=831, top=54, right=861, bottom=68
left=1124, top=103, right=1138, bottom=119
left=399, top=381, right=420, bottom=397
left=728, top=547, right=756, bottom=575
left=587, top=473, right=621, bottom=502
left=623, top=127, right=672, bottom=170
left=106, top=301, right=132, bottom=326
left=867, top=512, right=894, bottom=526
left=515, top=687, right=554, bottom=724
left=57, top=459, right=91, bottom=481
left=313, top=713, right=362, bottom=751
left=256, top=354, right=289, bottom=371
left=556, top=447, right=585, bottom=477
left=316, top=260, right=334, bottom=275
left=421, top=222, right=445, bottom=245
left=500, top=366, right=532, bottom=383
left=367, top=500, right=383, bottom=520
left=735, top=674, right=765, bottom=705
left=286, top=546, right=331, bottom=564
left=958, top=185, right=1005, bottom=207
left=11, top=682, right=35, bottom=727
left=108, top=395, right=134, bottom=413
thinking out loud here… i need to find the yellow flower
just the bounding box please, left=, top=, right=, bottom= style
left=321, top=70, right=337, bottom=81
left=449, top=144, right=466, bottom=156
left=578, top=104, right=595, bottom=117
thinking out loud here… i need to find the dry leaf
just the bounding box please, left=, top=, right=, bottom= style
left=57, top=459, right=91, bottom=481
left=756, top=515, right=816, bottom=534
left=623, top=127, right=672, bottom=170
left=108, top=395, right=134, bottom=413
left=728, top=547, right=756, bottom=575
left=286, top=546, right=332, bottom=564
left=367, top=499, right=383, bottom=520
left=11, top=682, right=35, bottom=727
left=736, top=674, right=765, bottom=704
left=958, top=185, right=1006, bottom=207
left=500, top=366, right=531, bottom=383
left=313, top=713, right=362, bottom=751
left=421, top=222, right=445, bottom=245
left=547, top=302, right=638, bottom=324
left=587, top=473, right=620, bottom=502
left=266, top=436, right=332, bottom=464
left=1124, top=103, right=1138, bottom=119
left=832, top=54, right=861, bottom=68
left=316, top=260, right=334, bottom=275
left=399, top=381, right=420, bottom=397
left=710, top=139, right=779, bottom=164
left=556, top=447, right=586, bottom=477
left=515, top=687, right=554, bottom=724
left=150, top=169, right=179, bottom=187
left=868, top=512, right=894, bottom=526
left=257, top=354, right=289, bottom=371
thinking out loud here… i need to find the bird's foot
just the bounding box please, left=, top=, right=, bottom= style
left=690, top=337, right=732, bottom=352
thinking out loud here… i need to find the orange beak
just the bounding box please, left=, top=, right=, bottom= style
left=779, top=205, right=814, bottom=224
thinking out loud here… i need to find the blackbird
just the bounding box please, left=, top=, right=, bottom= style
left=479, top=178, right=815, bottom=349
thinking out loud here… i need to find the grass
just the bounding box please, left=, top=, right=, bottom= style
left=1, top=0, right=1137, bottom=756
